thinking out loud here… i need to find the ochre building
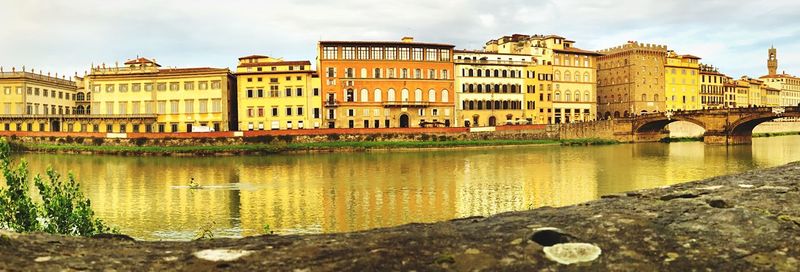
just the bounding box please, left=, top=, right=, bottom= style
left=596, top=41, right=667, bottom=118
left=699, top=64, right=726, bottom=109
left=85, top=57, right=237, bottom=133
left=235, top=55, right=322, bottom=130
left=0, top=68, right=82, bottom=132
left=317, top=37, right=455, bottom=128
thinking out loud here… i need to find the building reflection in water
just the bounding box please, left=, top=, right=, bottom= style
left=14, top=135, right=800, bottom=240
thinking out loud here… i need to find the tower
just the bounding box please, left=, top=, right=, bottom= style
left=768, top=46, right=778, bottom=76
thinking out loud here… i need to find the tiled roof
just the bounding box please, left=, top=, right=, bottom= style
left=238, top=55, right=270, bottom=60
left=237, top=60, right=311, bottom=67
left=554, top=47, right=603, bottom=56
left=124, top=57, right=160, bottom=67
left=759, top=73, right=799, bottom=79
left=158, top=67, right=229, bottom=74
left=679, top=54, right=702, bottom=59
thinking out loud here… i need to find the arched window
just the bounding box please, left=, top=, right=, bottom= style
left=555, top=92, right=561, bottom=101
left=642, top=93, right=647, bottom=101
left=76, top=92, right=85, bottom=101
left=387, top=89, right=396, bottom=101
left=441, top=89, right=449, bottom=103
left=485, top=69, right=490, bottom=77
left=468, top=69, right=474, bottom=77
left=360, top=89, right=369, bottom=102
left=494, top=70, right=499, bottom=77
left=654, top=94, right=659, bottom=101
left=374, top=68, right=381, bottom=78
left=401, top=88, right=409, bottom=101
left=477, top=84, right=483, bottom=93
left=565, top=91, right=571, bottom=101
left=584, top=72, right=590, bottom=82
left=86, top=92, right=91, bottom=100
left=414, top=89, right=422, bottom=102
left=428, top=89, right=436, bottom=102
left=584, top=91, right=590, bottom=102
left=574, top=91, right=580, bottom=102
left=374, top=89, right=382, bottom=102
left=468, top=101, right=475, bottom=110
left=574, top=71, right=580, bottom=82
left=554, top=71, right=561, bottom=81
left=346, top=89, right=355, bottom=102
left=360, top=68, right=367, bottom=78
left=477, top=70, right=482, bottom=77
left=564, top=71, right=571, bottom=82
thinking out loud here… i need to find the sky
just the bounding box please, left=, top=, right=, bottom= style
left=1, top=0, right=799, bottom=79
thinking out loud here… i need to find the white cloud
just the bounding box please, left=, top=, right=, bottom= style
left=0, top=0, right=799, bottom=78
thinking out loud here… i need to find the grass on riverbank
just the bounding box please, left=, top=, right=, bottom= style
left=661, top=131, right=800, bottom=143
left=14, top=138, right=621, bottom=155
left=753, top=131, right=800, bottom=138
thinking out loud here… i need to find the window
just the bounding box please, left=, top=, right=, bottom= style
left=428, top=89, right=436, bottom=102
left=442, top=70, right=448, bottom=79
left=105, top=102, right=114, bottom=114
left=184, top=82, right=194, bottom=90
left=386, top=47, right=397, bottom=60
left=199, top=99, right=208, bottom=113
left=297, top=106, right=304, bottom=116
left=131, top=83, right=141, bottom=92
left=119, top=102, right=128, bottom=114
left=170, top=100, right=179, bottom=113
left=342, top=47, right=355, bottom=59
left=371, top=47, right=382, bottom=59
left=211, top=80, right=221, bottom=89
left=170, top=82, right=179, bottom=91
left=374, top=68, right=381, bottom=78
left=286, top=107, right=292, bottom=116
left=184, top=100, right=194, bottom=113
left=412, top=48, right=423, bottom=60
left=387, top=89, right=396, bottom=101
left=296, top=87, right=303, bottom=97
left=360, top=89, right=369, bottom=102
left=399, top=48, right=410, bottom=60
left=360, top=68, right=367, bottom=78
left=374, top=89, right=382, bottom=102
left=428, top=69, right=436, bottom=79
left=426, top=48, right=437, bottom=61
left=270, top=86, right=279, bottom=97
left=272, top=107, right=279, bottom=117
left=401, top=68, right=408, bottom=78
left=441, top=89, right=449, bottom=103
left=414, top=69, right=421, bottom=79
left=415, top=89, right=422, bottom=102
left=257, top=89, right=264, bottom=97
left=106, top=84, right=114, bottom=92
left=439, top=49, right=450, bottom=61
left=247, top=89, right=253, bottom=98
left=388, top=68, right=395, bottom=78
left=212, top=99, right=221, bottom=112
left=119, top=84, right=128, bottom=92
left=199, top=81, right=208, bottom=90
left=323, top=46, right=338, bottom=59
left=285, top=87, right=292, bottom=97
left=357, top=47, right=369, bottom=59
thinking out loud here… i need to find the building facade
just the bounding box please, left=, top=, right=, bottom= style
left=596, top=41, right=667, bottom=118
left=485, top=34, right=598, bottom=123
left=0, top=68, right=80, bottom=131
left=760, top=46, right=800, bottom=106
left=524, top=63, right=554, bottom=124
left=235, top=55, right=322, bottom=130
left=85, top=57, right=237, bottom=133
left=664, top=51, right=701, bottom=111
left=317, top=38, right=455, bottom=129
left=699, top=64, right=726, bottom=109
left=454, top=50, right=530, bottom=127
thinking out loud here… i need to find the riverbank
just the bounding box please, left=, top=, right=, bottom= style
left=662, top=131, right=800, bottom=143
left=2, top=162, right=799, bottom=271
left=12, top=138, right=618, bottom=156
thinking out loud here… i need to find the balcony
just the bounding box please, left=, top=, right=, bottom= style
left=324, top=100, right=340, bottom=107
left=382, top=101, right=430, bottom=108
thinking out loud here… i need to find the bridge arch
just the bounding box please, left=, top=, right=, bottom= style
left=634, top=116, right=706, bottom=134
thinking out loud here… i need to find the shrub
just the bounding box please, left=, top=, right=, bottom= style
left=0, top=139, right=113, bottom=236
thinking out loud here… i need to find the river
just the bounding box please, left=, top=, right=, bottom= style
left=15, top=135, right=800, bottom=240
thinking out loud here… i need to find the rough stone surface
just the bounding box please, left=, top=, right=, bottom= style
left=2, top=163, right=800, bottom=271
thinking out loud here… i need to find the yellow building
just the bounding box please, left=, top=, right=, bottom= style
left=0, top=68, right=81, bottom=131
left=596, top=41, right=667, bottom=118
left=763, top=85, right=781, bottom=107
left=485, top=34, right=598, bottom=123
left=759, top=46, right=800, bottom=106
left=665, top=51, right=701, bottom=111
left=699, top=64, right=726, bottom=109
left=739, top=76, right=763, bottom=107
left=524, top=63, right=553, bottom=124
left=85, top=57, right=237, bottom=133
left=733, top=79, right=750, bottom=108
left=235, top=55, right=322, bottom=130
left=723, top=76, right=737, bottom=108
left=454, top=50, right=530, bottom=127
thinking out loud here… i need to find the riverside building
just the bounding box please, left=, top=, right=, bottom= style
left=596, top=41, right=668, bottom=118
left=485, top=34, right=599, bottom=123
left=760, top=47, right=800, bottom=107
left=664, top=51, right=701, bottom=111
left=0, top=67, right=81, bottom=132
left=235, top=55, right=322, bottom=130
left=453, top=50, right=530, bottom=127
left=85, top=57, right=237, bottom=133
left=317, top=37, right=456, bottom=129
left=699, top=64, right=726, bottom=109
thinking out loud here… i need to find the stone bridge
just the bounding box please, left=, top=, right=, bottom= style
left=617, top=106, right=800, bottom=144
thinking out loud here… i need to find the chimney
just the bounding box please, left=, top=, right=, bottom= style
left=401, top=36, right=414, bottom=43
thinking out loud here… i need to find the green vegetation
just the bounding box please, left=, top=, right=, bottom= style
left=15, top=138, right=629, bottom=155
left=0, top=139, right=113, bottom=236
left=753, top=131, right=800, bottom=138
left=262, top=223, right=273, bottom=235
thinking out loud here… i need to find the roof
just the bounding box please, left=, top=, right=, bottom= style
left=158, top=67, right=229, bottom=74
left=679, top=54, right=702, bottom=59
left=238, top=55, right=270, bottom=60
left=319, top=40, right=455, bottom=48
left=759, top=73, right=800, bottom=79
left=237, top=60, right=311, bottom=67
left=453, top=49, right=530, bottom=56
left=554, top=47, right=603, bottom=56
left=124, top=57, right=160, bottom=67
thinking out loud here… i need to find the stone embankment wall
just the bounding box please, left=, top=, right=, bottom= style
left=0, top=125, right=561, bottom=147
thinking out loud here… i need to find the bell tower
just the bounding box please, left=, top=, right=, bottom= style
left=768, top=46, right=778, bottom=76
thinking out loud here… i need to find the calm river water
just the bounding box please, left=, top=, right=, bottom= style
left=15, top=135, right=800, bottom=240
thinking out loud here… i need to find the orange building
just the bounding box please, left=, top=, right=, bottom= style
left=317, top=37, right=455, bottom=128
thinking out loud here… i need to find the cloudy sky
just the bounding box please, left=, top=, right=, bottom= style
left=1, top=0, right=798, bottom=79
